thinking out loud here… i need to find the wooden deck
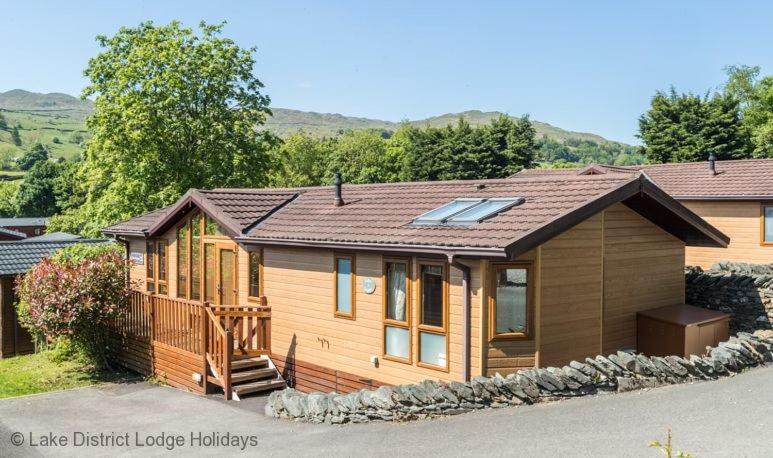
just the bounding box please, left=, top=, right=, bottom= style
left=114, top=291, right=282, bottom=399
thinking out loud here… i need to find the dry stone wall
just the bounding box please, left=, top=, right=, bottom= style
left=686, top=262, right=773, bottom=332
left=266, top=331, right=773, bottom=424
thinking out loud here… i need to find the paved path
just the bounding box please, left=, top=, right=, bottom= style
left=1, top=366, right=771, bottom=457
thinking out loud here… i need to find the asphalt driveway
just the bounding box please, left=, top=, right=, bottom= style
left=1, top=365, right=771, bottom=457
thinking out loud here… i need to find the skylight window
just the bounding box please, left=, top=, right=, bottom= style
left=412, top=198, right=484, bottom=225
left=445, top=198, right=524, bottom=225
left=411, top=197, right=524, bottom=226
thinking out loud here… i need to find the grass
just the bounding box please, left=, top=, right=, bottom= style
left=0, top=348, right=134, bottom=399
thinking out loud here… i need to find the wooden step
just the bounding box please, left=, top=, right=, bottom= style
left=232, top=379, right=287, bottom=396
left=231, top=367, right=277, bottom=384
left=231, top=357, right=268, bottom=371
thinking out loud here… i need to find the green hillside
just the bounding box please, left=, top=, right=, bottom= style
left=265, top=107, right=612, bottom=144
left=0, top=89, right=634, bottom=165
left=0, top=90, right=91, bottom=163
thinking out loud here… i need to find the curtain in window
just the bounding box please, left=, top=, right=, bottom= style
left=387, top=262, right=406, bottom=322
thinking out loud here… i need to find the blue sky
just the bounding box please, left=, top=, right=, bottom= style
left=2, top=1, right=771, bottom=144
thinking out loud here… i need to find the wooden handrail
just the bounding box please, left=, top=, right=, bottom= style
left=121, top=290, right=271, bottom=400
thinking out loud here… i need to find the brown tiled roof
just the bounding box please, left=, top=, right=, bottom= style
left=103, top=173, right=728, bottom=256
left=246, top=176, right=634, bottom=249
left=515, top=159, right=773, bottom=199
left=103, top=189, right=298, bottom=236
left=103, top=207, right=171, bottom=235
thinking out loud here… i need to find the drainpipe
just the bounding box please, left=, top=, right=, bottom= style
left=450, top=258, right=471, bottom=382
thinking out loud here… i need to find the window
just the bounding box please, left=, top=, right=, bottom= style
left=248, top=250, right=262, bottom=299
left=145, top=240, right=168, bottom=295
left=418, top=262, right=447, bottom=369
left=763, top=205, right=773, bottom=245
left=204, top=215, right=226, bottom=236
left=383, top=259, right=410, bottom=362
left=334, top=254, right=355, bottom=319
left=157, top=241, right=168, bottom=295
left=446, top=198, right=525, bottom=225
left=412, top=199, right=483, bottom=225
left=146, top=242, right=155, bottom=293
left=411, top=197, right=524, bottom=226
left=190, top=213, right=202, bottom=300
left=490, top=264, right=531, bottom=339
left=177, top=224, right=188, bottom=298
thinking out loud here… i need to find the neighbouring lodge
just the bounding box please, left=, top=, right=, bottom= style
left=515, top=157, right=773, bottom=269
left=103, top=172, right=728, bottom=398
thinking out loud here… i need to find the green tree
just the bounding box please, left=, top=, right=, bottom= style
left=16, top=161, right=62, bottom=217
left=0, top=181, right=19, bottom=217
left=325, top=130, right=404, bottom=184
left=723, top=65, right=773, bottom=157
left=10, top=126, right=21, bottom=146
left=0, top=113, right=7, bottom=130
left=269, top=131, right=331, bottom=187
left=49, top=21, right=276, bottom=236
left=638, top=88, right=750, bottom=163
left=486, top=115, right=536, bottom=175
left=17, top=143, right=49, bottom=171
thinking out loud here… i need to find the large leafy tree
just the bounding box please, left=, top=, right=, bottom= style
left=49, top=21, right=276, bottom=236
left=16, top=161, right=63, bottom=217
left=724, top=65, right=773, bottom=157
left=17, top=143, right=49, bottom=171
left=638, top=88, right=750, bottom=163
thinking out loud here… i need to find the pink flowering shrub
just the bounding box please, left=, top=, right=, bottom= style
left=16, top=248, right=130, bottom=368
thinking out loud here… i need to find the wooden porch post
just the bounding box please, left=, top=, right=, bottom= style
left=200, top=302, right=208, bottom=393
left=223, top=328, right=233, bottom=400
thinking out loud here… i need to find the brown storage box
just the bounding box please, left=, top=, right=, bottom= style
left=636, top=304, right=730, bottom=358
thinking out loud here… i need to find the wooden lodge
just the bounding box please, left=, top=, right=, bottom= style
left=104, top=172, right=728, bottom=399
left=516, top=157, right=773, bottom=269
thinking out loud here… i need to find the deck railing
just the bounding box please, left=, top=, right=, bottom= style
left=117, top=290, right=271, bottom=399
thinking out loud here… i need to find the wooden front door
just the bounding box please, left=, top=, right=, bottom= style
left=203, top=242, right=238, bottom=305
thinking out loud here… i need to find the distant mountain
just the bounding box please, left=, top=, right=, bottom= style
left=0, top=89, right=92, bottom=114
left=0, top=90, right=630, bottom=163
left=0, top=90, right=91, bottom=161
left=265, top=108, right=615, bottom=145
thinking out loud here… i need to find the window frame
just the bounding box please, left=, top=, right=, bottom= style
left=176, top=222, right=189, bottom=298
left=333, top=252, right=356, bottom=320
left=146, top=241, right=156, bottom=293
left=382, top=257, right=412, bottom=364
left=488, top=262, right=534, bottom=341
left=156, top=240, right=169, bottom=296
left=761, top=204, right=773, bottom=246
left=416, top=259, right=449, bottom=371
left=247, top=248, right=264, bottom=302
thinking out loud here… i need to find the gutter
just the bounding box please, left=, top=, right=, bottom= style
left=450, top=258, right=471, bottom=382
left=235, top=237, right=509, bottom=259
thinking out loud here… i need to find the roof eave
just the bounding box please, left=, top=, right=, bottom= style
left=235, top=236, right=509, bottom=260
left=673, top=195, right=773, bottom=201
left=504, top=176, right=643, bottom=259
left=146, top=190, right=242, bottom=238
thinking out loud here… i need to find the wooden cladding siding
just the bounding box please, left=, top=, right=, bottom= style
left=0, top=277, right=33, bottom=358
left=682, top=201, right=773, bottom=268
left=263, top=247, right=484, bottom=387
left=271, top=353, right=387, bottom=394
left=483, top=252, right=538, bottom=376
left=602, top=204, right=685, bottom=354
left=114, top=292, right=206, bottom=394
left=538, top=214, right=603, bottom=368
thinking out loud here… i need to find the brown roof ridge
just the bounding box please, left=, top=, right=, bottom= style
left=619, top=158, right=773, bottom=169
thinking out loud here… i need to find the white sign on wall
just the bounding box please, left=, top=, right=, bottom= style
left=130, top=252, right=144, bottom=265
